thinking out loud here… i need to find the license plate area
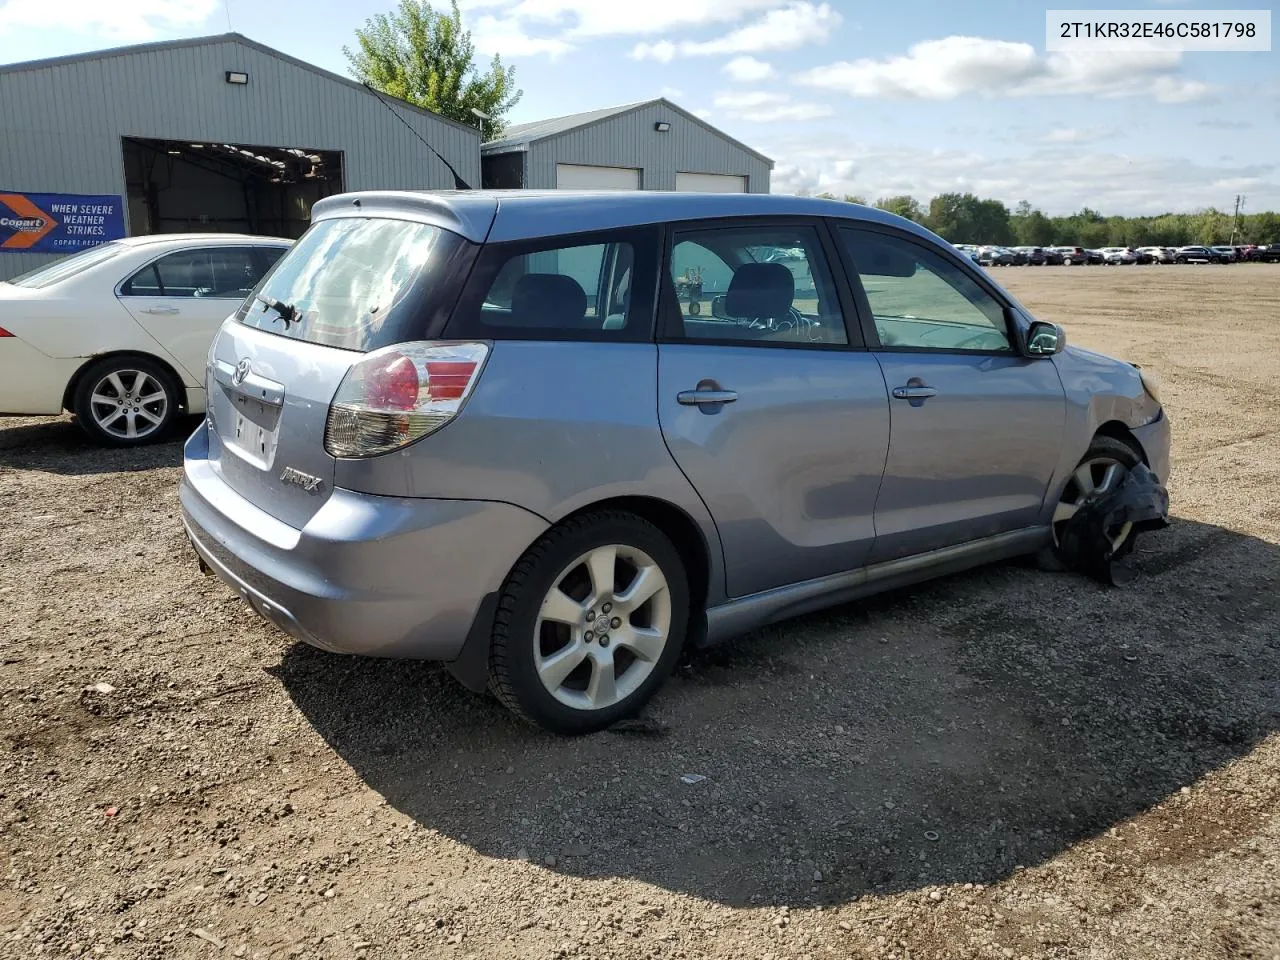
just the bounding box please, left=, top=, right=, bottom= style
left=229, top=395, right=281, bottom=467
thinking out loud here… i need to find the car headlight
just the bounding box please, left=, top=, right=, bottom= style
left=1138, top=367, right=1162, bottom=404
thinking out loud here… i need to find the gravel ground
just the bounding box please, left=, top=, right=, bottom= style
left=2, top=264, right=1278, bottom=960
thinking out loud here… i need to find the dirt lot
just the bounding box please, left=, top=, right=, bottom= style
left=2, top=264, right=1278, bottom=960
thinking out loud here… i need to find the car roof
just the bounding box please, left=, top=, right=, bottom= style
left=117, top=233, right=292, bottom=247
left=310, top=190, right=945, bottom=246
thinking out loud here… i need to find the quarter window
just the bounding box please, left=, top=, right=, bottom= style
left=666, top=224, right=848, bottom=346
left=473, top=239, right=636, bottom=334
left=839, top=228, right=1012, bottom=353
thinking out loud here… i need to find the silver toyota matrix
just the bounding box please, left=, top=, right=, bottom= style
left=181, top=191, right=1171, bottom=734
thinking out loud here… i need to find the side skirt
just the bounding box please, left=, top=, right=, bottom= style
left=702, top=526, right=1051, bottom=646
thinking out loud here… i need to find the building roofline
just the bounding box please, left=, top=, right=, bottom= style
left=0, top=32, right=480, bottom=137
left=482, top=98, right=774, bottom=167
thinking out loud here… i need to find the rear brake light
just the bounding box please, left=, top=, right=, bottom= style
left=0, top=327, right=14, bottom=337
left=324, top=342, right=489, bottom=457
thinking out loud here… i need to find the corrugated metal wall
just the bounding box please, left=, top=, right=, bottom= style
left=524, top=102, right=771, bottom=193
left=0, top=37, right=481, bottom=279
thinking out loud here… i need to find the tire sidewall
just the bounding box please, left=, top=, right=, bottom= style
left=497, top=514, right=690, bottom=734
left=73, top=356, right=183, bottom=447
left=1040, top=435, right=1145, bottom=570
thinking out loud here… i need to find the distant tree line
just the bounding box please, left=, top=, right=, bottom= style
left=813, top=192, right=1280, bottom=247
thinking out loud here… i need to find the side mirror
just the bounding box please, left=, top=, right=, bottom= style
left=1025, top=320, right=1066, bottom=356
left=710, top=295, right=728, bottom=319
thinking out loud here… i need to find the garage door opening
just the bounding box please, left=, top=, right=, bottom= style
left=122, top=137, right=344, bottom=239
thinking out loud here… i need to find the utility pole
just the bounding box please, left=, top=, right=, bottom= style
left=1230, top=194, right=1243, bottom=244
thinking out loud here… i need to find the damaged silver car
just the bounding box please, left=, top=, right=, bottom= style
left=180, top=191, right=1171, bottom=734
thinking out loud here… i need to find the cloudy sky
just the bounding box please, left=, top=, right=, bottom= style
left=1, top=0, right=1276, bottom=214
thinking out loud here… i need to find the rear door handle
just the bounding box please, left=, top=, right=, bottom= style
left=141, top=306, right=179, bottom=316
left=891, top=385, right=938, bottom=401
left=677, top=389, right=739, bottom=405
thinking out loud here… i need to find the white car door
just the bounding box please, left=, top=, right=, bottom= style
left=117, top=246, right=283, bottom=380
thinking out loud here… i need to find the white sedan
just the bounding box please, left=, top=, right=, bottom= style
left=0, top=234, right=290, bottom=445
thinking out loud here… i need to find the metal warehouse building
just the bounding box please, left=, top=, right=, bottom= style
left=481, top=99, right=773, bottom=193
left=0, top=33, right=479, bottom=279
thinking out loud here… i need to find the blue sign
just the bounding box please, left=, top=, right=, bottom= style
left=0, top=191, right=126, bottom=254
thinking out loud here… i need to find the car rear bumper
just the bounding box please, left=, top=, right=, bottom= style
left=180, top=425, right=548, bottom=659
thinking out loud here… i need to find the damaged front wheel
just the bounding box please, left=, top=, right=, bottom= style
left=1040, top=436, right=1143, bottom=570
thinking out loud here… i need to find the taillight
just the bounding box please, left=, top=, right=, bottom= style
left=324, top=342, right=489, bottom=457
left=0, top=327, right=14, bottom=338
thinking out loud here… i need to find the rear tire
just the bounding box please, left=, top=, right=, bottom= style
left=72, top=355, right=183, bottom=447
left=1036, top=435, right=1144, bottom=572
left=488, top=510, right=690, bottom=735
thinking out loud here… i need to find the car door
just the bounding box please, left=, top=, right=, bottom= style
left=656, top=219, right=891, bottom=599
left=118, top=245, right=285, bottom=380
left=835, top=224, right=1067, bottom=563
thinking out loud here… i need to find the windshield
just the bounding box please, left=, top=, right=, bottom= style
left=236, top=217, right=468, bottom=351
left=5, top=242, right=124, bottom=289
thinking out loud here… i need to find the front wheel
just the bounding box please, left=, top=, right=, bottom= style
left=1038, top=436, right=1144, bottom=571
left=488, top=511, right=690, bottom=734
left=72, top=356, right=182, bottom=447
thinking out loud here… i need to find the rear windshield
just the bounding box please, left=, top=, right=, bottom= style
left=236, top=216, right=468, bottom=351
left=5, top=242, right=124, bottom=289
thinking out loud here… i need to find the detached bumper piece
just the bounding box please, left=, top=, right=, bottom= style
left=1059, top=463, right=1170, bottom=586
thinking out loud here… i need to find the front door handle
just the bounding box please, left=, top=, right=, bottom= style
left=677, top=389, right=739, bottom=405
left=891, top=385, right=938, bottom=400
left=142, top=306, right=179, bottom=316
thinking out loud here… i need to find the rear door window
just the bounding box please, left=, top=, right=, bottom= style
left=662, top=223, right=850, bottom=346
left=236, top=217, right=471, bottom=351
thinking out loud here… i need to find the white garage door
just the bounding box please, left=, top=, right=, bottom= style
left=676, top=172, right=747, bottom=193
left=555, top=164, right=641, bottom=190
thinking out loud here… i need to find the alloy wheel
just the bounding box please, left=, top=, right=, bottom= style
left=1051, top=456, right=1134, bottom=551
left=533, top=544, right=672, bottom=711
left=89, top=369, right=169, bottom=441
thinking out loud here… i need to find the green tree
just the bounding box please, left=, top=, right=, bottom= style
left=345, top=0, right=521, bottom=137
left=925, top=193, right=1013, bottom=244
left=1011, top=201, right=1055, bottom=246
left=874, top=195, right=923, bottom=222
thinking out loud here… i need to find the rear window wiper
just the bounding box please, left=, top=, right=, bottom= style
left=254, top=294, right=298, bottom=328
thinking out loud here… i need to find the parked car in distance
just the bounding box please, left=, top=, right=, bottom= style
left=1175, top=245, right=1226, bottom=264
left=1209, top=246, right=1238, bottom=263
left=180, top=190, right=1172, bottom=734
left=952, top=243, right=982, bottom=263
left=1099, top=247, right=1138, bottom=265
left=1012, top=246, right=1047, bottom=265
left=0, top=235, right=291, bottom=444
left=977, top=245, right=1016, bottom=266
left=1055, top=246, right=1101, bottom=266
left=1248, top=244, right=1280, bottom=263
left=1136, top=246, right=1175, bottom=264
left=1042, top=247, right=1065, bottom=265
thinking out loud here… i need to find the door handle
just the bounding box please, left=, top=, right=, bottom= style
left=142, top=306, right=179, bottom=316
left=677, top=389, right=739, bottom=405
left=891, top=385, right=937, bottom=400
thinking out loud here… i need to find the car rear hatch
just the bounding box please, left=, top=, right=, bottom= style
left=204, top=204, right=486, bottom=529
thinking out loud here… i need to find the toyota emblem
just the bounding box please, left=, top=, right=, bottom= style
left=233, top=358, right=251, bottom=385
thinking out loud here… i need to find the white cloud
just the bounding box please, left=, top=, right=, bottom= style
left=723, top=55, right=776, bottom=82
left=632, top=39, right=678, bottom=63
left=795, top=35, right=1215, bottom=103
left=763, top=136, right=1279, bottom=215
left=471, top=14, right=574, bottom=58
left=713, top=89, right=833, bottom=122
left=632, top=2, right=839, bottom=59
left=0, top=0, right=217, bottom=40
left=463, top=0, right=785, bottom=38
left=1040, top=127, right=1115, bottom=144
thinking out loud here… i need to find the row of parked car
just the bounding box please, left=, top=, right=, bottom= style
left=955, top=243, right=1280, bottom=266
